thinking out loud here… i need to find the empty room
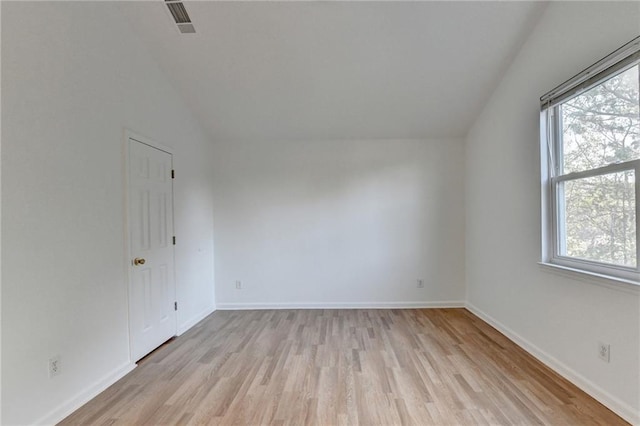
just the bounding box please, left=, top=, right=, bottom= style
left=2, top=1, right=639, bottom=425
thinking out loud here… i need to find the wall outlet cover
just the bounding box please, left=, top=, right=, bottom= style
left=48, top=356, right=61, bottom=378
left=598, top=342, right=610, bottom=363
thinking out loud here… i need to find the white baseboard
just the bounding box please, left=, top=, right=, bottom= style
left=177, top=305, right=216, bottom=335
left=465, top=302, right=639, bottom=426
left=216, top=301, right=465, bottom=310
left=34, top=361, right=136, bottom=426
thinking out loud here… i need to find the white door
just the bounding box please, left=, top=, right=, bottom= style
left=128, top=137, right=177, bottom=362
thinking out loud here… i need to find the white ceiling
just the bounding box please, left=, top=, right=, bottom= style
left=118, top=1, right=546, bottom=142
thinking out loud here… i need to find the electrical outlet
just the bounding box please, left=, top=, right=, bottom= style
left=417, top=279, right=424, bottom=288
left=235, top=280, right=242, bottom=290
left=598, top=342, right=610, bottom=363
left=48, top=356, right=61, bottom=378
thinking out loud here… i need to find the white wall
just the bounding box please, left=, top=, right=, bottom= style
left=213, top=138, right=465, bottom=308
left=1, top=2, right=215, bottom=424
left=465, top=2, right=640, bottom=423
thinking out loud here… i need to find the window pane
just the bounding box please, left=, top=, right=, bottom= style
left=561, top=65, right=639, bottom=174
left=559, top=170, right=636, bottom=267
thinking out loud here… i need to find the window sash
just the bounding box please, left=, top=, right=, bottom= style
left=549, top=160, right=639, bottom=277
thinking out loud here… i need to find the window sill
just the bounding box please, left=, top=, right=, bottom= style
left=538, top=262, right=639, bottom=294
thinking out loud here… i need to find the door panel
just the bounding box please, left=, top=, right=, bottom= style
left=128, top=138, right=176, bottom=362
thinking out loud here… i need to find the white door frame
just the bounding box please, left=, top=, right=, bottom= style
left=123, top=128, right=177, bottom=362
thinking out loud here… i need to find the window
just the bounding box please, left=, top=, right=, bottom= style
left=541, top=37, right=640, bottom=283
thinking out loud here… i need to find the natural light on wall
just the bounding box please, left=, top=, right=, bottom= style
left=540, top=37, right=640, bottom=283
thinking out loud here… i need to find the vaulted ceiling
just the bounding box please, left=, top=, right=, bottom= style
left=118, top=1, right=546, bottom=142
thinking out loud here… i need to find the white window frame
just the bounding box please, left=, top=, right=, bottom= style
left=540, top=37, right=640, bottom=284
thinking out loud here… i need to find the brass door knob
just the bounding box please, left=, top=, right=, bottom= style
left=133, top=258, right=146, bottom=266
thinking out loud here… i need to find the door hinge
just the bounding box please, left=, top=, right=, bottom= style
left=174, top=302, right=178, bottom=311
left=171, top=169, right=175, bottom=179
left=173, top=236, right=176, bottom=245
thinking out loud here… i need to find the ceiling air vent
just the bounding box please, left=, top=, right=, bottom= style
left=165, top=0, right=196, bottom=34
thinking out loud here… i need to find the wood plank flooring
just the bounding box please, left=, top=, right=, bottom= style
left=60, top=309, right=627, bottom=425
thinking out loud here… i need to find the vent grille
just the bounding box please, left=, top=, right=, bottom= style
left=165, top=0, right=195, bottom=33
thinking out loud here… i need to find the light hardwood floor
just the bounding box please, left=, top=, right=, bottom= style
left=60, top=309, right=627, bottom=425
